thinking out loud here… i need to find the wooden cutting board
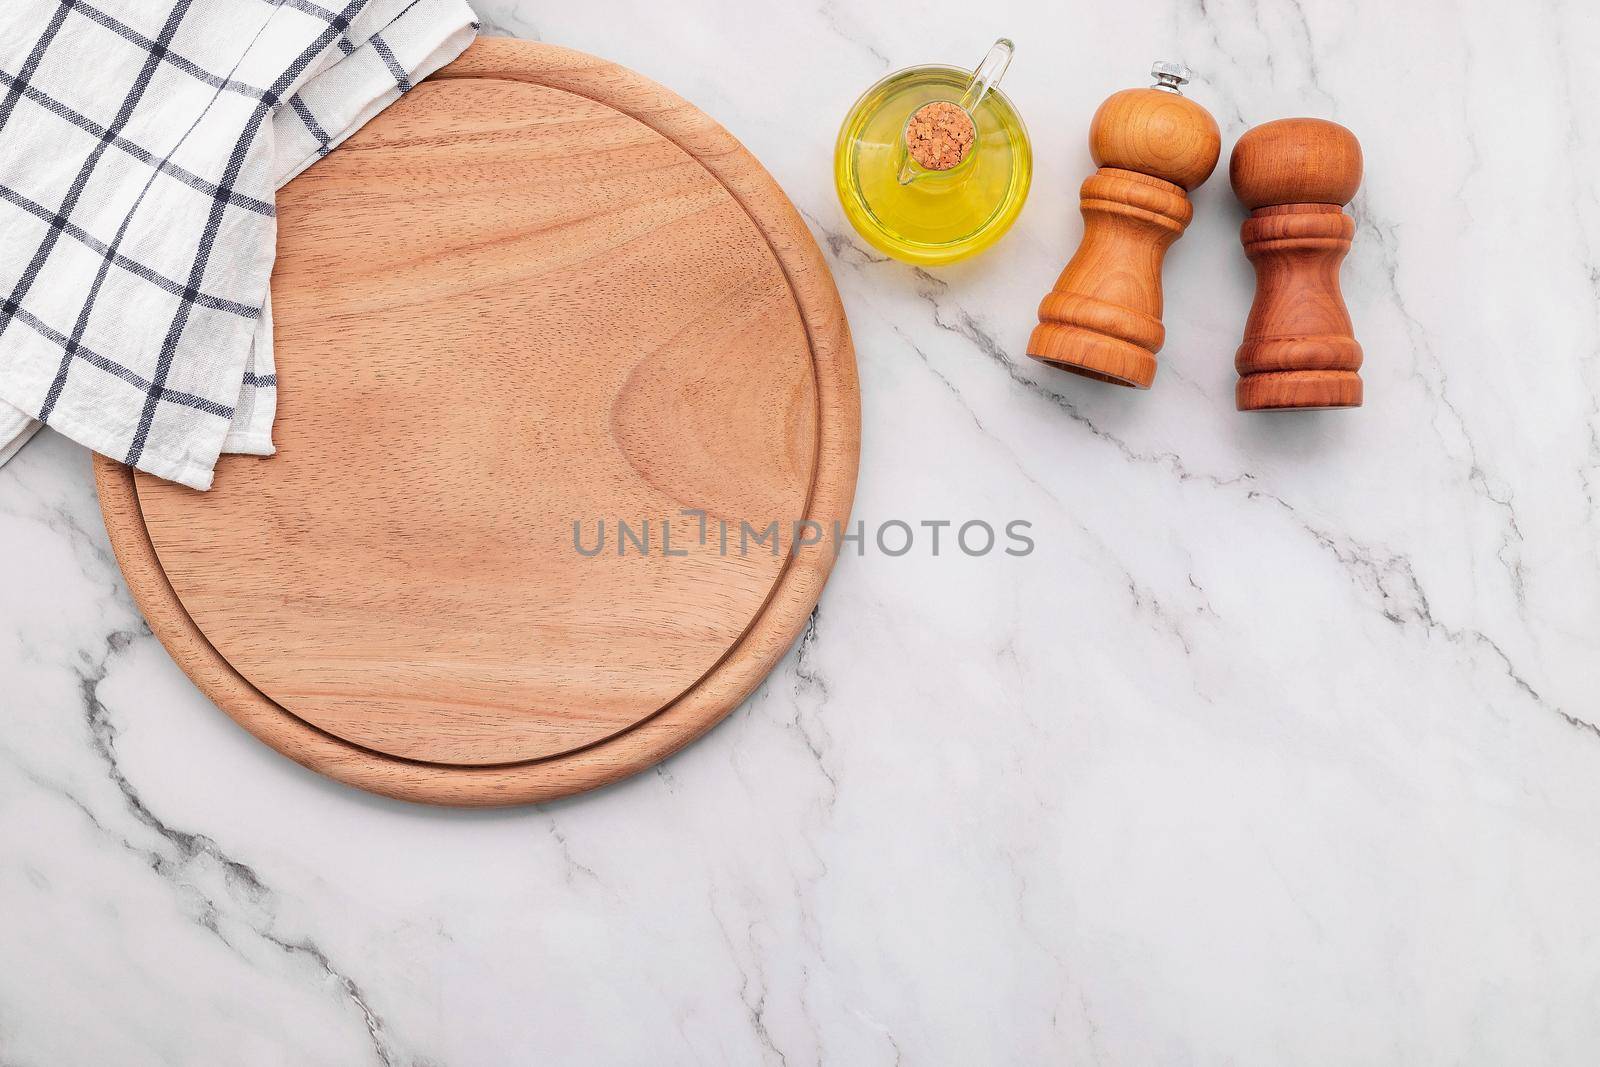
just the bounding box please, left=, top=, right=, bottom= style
left=93, top=38, right=859, bottom=806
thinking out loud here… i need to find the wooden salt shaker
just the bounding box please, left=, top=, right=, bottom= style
left=1230, top=118, right=1364, bottom=410
left=1027, top=62, right=1221, bottom=388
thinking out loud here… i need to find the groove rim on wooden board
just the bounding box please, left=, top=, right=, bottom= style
left=92, top=38, right=859, bottom=807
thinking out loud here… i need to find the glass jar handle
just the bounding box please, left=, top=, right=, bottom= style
left=956, top=38, right=1013, bottom=116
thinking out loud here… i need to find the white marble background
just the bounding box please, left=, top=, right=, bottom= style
left=5, top=0, right=1600, bottom=1063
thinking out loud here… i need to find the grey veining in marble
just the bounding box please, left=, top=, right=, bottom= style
left=5, top=1, right=1600, bottom=1063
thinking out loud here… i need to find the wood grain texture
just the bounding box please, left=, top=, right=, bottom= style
left=1089, top=88, right=1221, bottom=193
left=1230, top=118, right=1363, bottom=411
left=94, top=38, right=859, bottom=806
left=1027, top=87, right=1219, bottom=388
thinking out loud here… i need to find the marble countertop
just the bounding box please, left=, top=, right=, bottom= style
left=5, top=1, right=1600, bottom=1063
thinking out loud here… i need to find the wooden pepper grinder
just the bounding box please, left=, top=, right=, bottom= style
left=1230, top=118, right=1364, bottom=410
left=1027, top=62, right=1221, bottom=388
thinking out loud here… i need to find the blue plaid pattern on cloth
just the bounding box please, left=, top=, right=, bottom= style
left=0, top=0, right=477, bottom=488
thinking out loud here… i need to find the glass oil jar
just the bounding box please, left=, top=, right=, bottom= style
left=834, top=40, right=1031, bottom=266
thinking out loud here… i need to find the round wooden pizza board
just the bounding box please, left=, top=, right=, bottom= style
left=93, top=38, right=859, bottom=807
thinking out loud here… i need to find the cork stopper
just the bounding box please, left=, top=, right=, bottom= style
left=905, top=101, right=976, bottom=171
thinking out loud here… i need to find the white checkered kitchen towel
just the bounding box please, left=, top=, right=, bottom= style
left=0, top=0, right=477, bottom=489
